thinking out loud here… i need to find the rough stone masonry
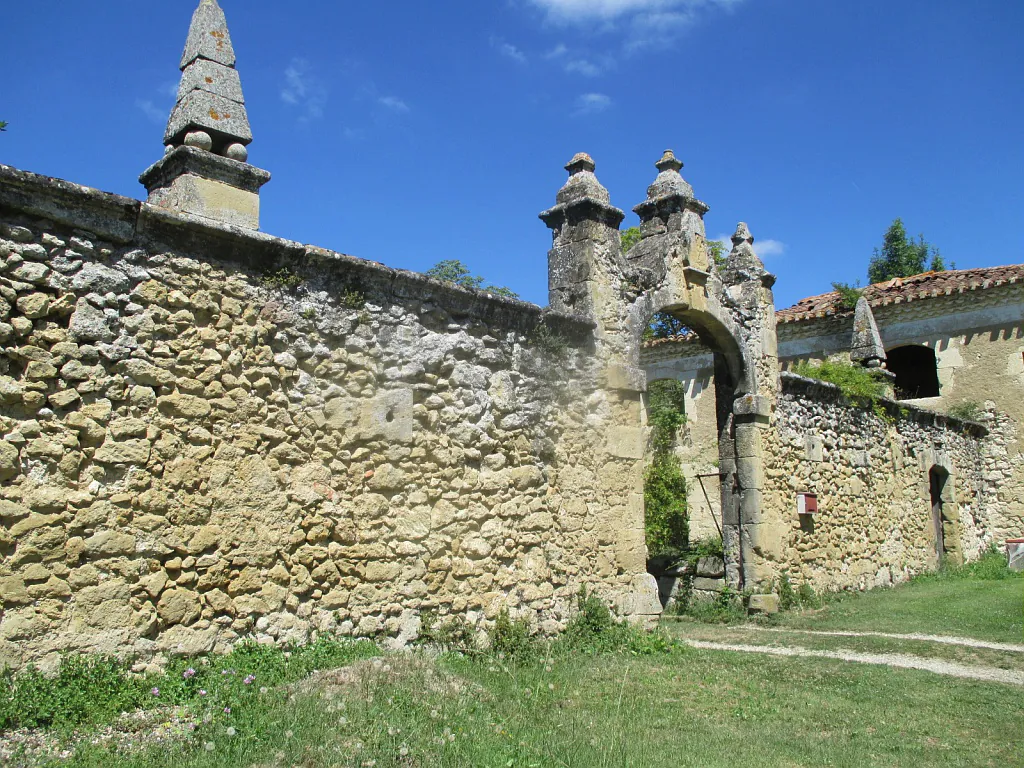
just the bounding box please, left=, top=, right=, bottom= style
left=0, top=0, right=1010, bottom=669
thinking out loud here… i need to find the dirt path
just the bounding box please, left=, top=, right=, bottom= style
left=682, top=639, right=1024, bottom=687
left=744, top=627, right=1024, bottom=654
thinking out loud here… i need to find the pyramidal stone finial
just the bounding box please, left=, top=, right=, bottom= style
left=539, top=153, right=624, bottom=230
left=140, top=0, right=270, bottom=230
left=850, top=296, right=887, bottom=368
left=655, top=149, right=683, bottom=174
left=722, top=222, right=774, bottom=287
left=165, top=0, right=251, bottom=156
left=633, top=148, right=707, bottom=225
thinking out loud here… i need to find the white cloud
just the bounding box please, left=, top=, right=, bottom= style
left=545, top=43, right=570, bottom=59
left=136, top=81, right=179, bottom=124
left=528, top=0, right=744, bottom=50
left=565, top=58, right=603, bottom=76
left=574, top=92, right=613, bottom=115
left=135, top=99, right=165, bottom=124
left=281, top=58, right=327, bottom=121
left=491, top=37, right=528, bottom=64
left=754, top=238, right=786, bottom=258
left=531, top=0, right=741, bottom=21
left=378, top=96, right=410, bottom=113
left=714, top=234, right=786, bottom=259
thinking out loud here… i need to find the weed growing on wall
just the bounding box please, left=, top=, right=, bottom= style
left=947, top=400, right=984, bottom=422
left=791, top=360, right=890, bottom=416
left=644, top=379, right=689, bottom=558
left=259, top=267, right=303, bottom=292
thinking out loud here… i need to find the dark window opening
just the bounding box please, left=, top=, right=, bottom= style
left=887, top=345, right=940, bottom=399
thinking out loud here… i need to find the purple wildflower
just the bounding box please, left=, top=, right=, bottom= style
left=151, top=687, right=160, bottom=696
left=243, top=674, right=256, bottom=685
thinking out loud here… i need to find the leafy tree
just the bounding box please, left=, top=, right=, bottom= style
left=868, top=219, right=945, bottom=284
left=832, top=281, right=863, bottom=309
left=425, top=259, right=518, bottom=298
left=0, top=121, right=7, bottom=132
left=644, top=379, right=689, bottom=558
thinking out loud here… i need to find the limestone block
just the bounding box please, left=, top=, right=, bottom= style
left=157, top=393, right=212, bottom=419
left=94, top=439, right=151, bottom=465
left=605, top=426, right=645, bottom=459
left=0, top=441, right=20, bottom=479
left=0, top=576, right=31, bottom=607
left=692, top=577, right=725, bottom=592
left=147, top=174, right=260, bottom=231
left=120, top=360, right=176, bottom=388
left=84, top=531, right=137, bottom=557
left=617, top=573, right=662, bottom=619
left=748, top=594, right=780, bottom=614
left=157, top=589, right=202, bottom=627
left=68, top=299, right=114, bottom=342
left=16, top=293, right=50, bottom=319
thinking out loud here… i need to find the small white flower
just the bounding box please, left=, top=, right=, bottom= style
left=285, top=730, right=294, bottom=739
left=226, top=727, right=236, bottom=737
left=204, top=742, right=215, bottom=752
left=400, top=745, right=409, bottom=756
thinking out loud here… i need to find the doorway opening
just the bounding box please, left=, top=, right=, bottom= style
left=928, top=466, right=961, bottom=567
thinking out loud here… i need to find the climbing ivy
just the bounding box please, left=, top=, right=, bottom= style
left=644, top=380, right=689, bottom=558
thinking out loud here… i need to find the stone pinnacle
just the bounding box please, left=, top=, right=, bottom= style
left=164, top=0, right=252, bottom=156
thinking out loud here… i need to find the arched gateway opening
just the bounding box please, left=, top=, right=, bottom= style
left=640, top=304, right=750, bottom=601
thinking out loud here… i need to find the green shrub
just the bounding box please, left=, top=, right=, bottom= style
left=791, top=359, right=890, bottom=415
left=0, top=636, right=378, bottom=732
left=259, top=267, right=303, bottom=291
left=559, top=588, right=681, bottom=656
left=417, top=611, right=476, bottom=653
left=487, top=609, right=536, bottom=662
left=831, top=281, right=863, bottom=309
left=645, top=379, right=689, bottom=558
left=947, top=400, right=984, bottom=422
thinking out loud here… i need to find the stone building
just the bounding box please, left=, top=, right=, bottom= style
left=642, top=266, right=1024, bottom=547
left=0, top=0, right=1015, bottom=669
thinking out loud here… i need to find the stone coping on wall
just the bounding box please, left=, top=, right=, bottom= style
left=780, top=372, right=988, bottom=438
left=0, top=163, right=594, bottom=341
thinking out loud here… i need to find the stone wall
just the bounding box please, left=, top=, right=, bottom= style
left=0, top=165, right=659, bottom=671
left=760, top=374, right=995, bottom=592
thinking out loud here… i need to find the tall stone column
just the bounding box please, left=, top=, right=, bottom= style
left=139, top=0, right=271, bottom=230
left=540, top=154, right=660, bottom=624
left=722, top=224, right=781, bottom=601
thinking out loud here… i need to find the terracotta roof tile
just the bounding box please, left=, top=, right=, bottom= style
left=643, top=264, right=1024, bottom=348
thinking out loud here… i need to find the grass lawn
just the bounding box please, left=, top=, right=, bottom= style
left=773, top=571, right=1024, bottom=644
left=5, top=559, right=1022, bottom=768
left=29, top=647, right=1023, bottom=768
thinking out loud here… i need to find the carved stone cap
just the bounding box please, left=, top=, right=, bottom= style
left=540, top=153, right=625, bottom=229
left=633, top=149, right=708, bottom=221
left=140, top=146, right=270, bottom=195
left=722, top=222, right=775, bottom=287
left=850, top=296, right=887, bottom=366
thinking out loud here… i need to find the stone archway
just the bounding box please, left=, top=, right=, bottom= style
left=541, top=149, right=781, bottom=611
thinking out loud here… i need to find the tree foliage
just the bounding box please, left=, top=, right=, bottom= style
left=867, top=218, right=945, bottom=284
left=425, top=259, right=518, bottom=298
left=644, top=379, right=689, bottom=558
left=831, top=281, right=863, bottom=309
left=0, top=121, right=7, bottom=132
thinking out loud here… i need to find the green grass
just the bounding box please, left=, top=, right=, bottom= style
left=5, top=562, right=1023, bottom=767
left=27, top=647, right=1022, bottom=768
left=774, top=555, right=1024, bottom=644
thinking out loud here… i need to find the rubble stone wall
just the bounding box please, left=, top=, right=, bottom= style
left=761, top=374, right=996, bottom=592
left=0, top=167, right=656, bottom=671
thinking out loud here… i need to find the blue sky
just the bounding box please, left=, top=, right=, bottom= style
left=2, top=0, right=1021, bottom=309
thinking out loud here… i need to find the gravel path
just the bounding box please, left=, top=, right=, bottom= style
left=744, top=627, right=1024, bottom=654
left=683, top=639, right=1024, bottom=686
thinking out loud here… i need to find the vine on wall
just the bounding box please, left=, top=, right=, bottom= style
left=644, top=380, right=689, bottom=558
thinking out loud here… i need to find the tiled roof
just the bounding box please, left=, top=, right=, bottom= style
left=643, top=264, right=1024, bottom=347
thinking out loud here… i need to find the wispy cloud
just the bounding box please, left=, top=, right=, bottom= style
left=491, top=37, right=528, bottom=64
left=135, top=81, right=179, bottom=124
left=136, top=100, right=166, bottom=125
left=545, top=43, right=570, bottom=59
left=565, top=58, right=605, bottom=76
left=714, top=233, right=787, bottom=259
left=574, top=92, right=613, bottom=115
left=281, top=58, right=327, bottom=121
left=378, top=96, right=410, bottom=113
left=528, top=0, right=743, bottom=50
